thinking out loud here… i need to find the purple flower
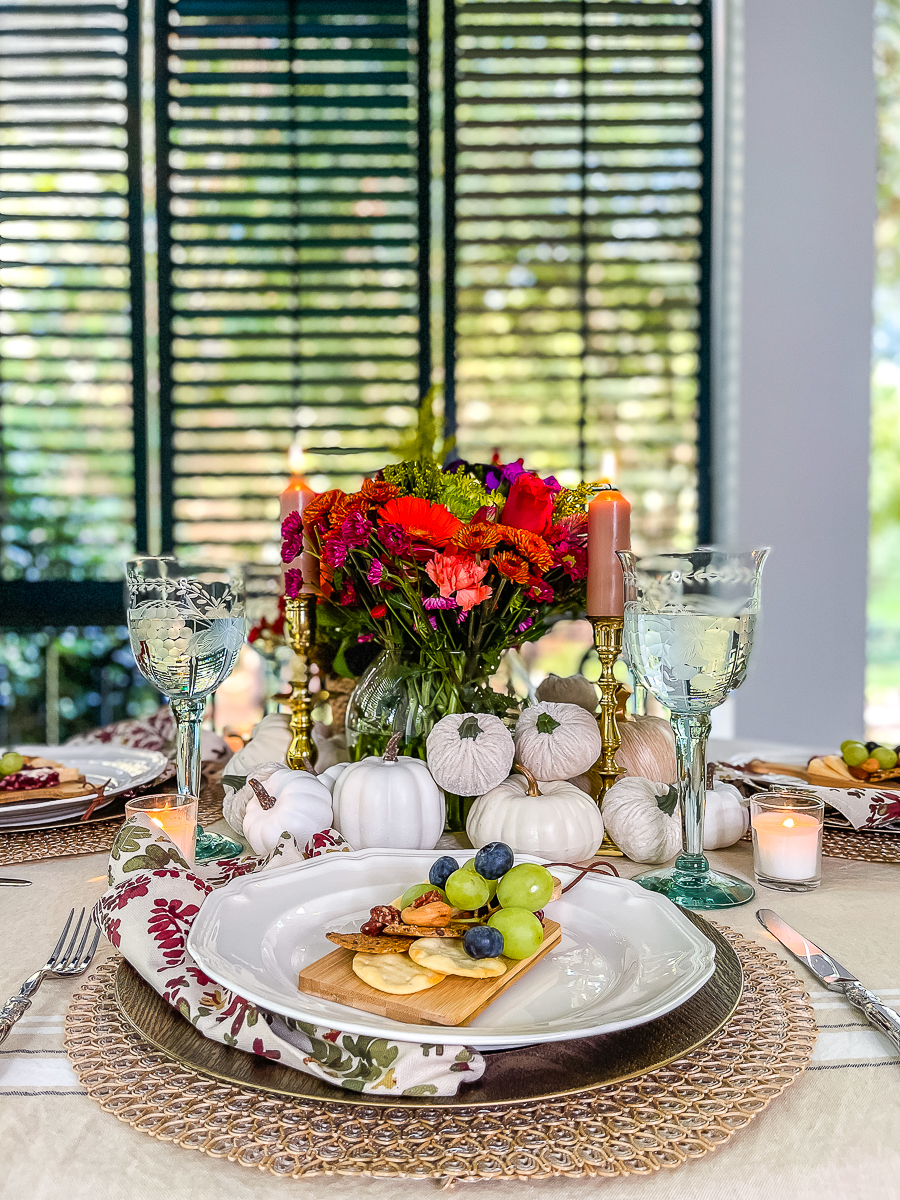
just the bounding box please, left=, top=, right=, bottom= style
left=486, top=469, right=501, bottom=491
left=322, top=538, right=348, bottom=569
left=502, top=460, right=526, bottom=485
left=542, top=475, right=562, bottom=495
left=517, top=616, right=534, bottom=633
left=357, top=633, right=374, bottom=643
left=378, top=522, right=411, bottom=556
left=423, top=596, right=455, bottom=610
left=341, top=511, right=371, bottom=548
left=367, top=558, right=387, bottom=585
left=284, top=568, right=303, bottom=599
left=456, top=610, right=468, bottom=625
left=428, top=615, right=438, bottom=631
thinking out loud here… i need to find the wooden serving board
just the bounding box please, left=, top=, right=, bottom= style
left=746, top=759, right=900, bottom=792
left=297, top=920, right=561, bottom=1027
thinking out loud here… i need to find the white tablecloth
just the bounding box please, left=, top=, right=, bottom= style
left=2, top=740, right=899, bottom=1200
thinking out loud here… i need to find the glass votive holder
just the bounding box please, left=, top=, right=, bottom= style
left=124, top=793, right=198, bottom=866
left=750, top=791, right=824, bottom=891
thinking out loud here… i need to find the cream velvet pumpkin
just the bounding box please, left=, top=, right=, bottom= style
left=333, top=737, right=445, bottom=850
left=426, top=712, right=515, bottom=796
left=615, top=716, right=677, bottom=785
left=466, top=768, right=605, bottom=862
left=601, top=776, right=681, bottom=864
left=514, top=701, right=602, bottom=781
left=242, top=767, right=334, bottom=855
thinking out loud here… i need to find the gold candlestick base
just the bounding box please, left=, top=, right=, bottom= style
left=284, top=593, right=317, bottom=770
left=590, top=615, right=624, bottom=803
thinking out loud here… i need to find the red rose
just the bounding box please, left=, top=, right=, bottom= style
left=501, top=473, right=554, bottom=535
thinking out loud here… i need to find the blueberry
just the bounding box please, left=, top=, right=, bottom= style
left=429, top=855, right=459, bottom=890
left=463, top=925, right=505, bottom=959
left=473, top=841, right=514, bottom=880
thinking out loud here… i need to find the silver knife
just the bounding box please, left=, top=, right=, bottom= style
left=0, top=878, right=31, bottom=887
left=757, top=908, right=900, bottom=1054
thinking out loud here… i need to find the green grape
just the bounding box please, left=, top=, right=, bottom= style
left=496, top=863, right=554, bottom=912
left=461, top=860, right=497, bottom=902
left=0, top=751, right=24, bottom=777
left=872, top=746, right=898, bottom=770
left=399, top=882, right=446, bottom=909
left=487, top=908, right=543, bottom=960
left=841, top=742, right=869, bottom=767
left=444, top=869, right=490, bottom=910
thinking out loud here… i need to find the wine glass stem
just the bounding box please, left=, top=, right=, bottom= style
left=672, top=712, right=711, bottom=875
left=172, top=697, right=205, bottom=797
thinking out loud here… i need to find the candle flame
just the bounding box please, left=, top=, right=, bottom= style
left=150, top=815, right=165, bottom=829
left=599, top=449, right=617, bottom=484
left=782, top=818, right=795, bottom=828
left=288, top=439, right=306, bottom=476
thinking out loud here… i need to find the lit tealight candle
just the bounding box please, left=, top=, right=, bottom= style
left=586, top=483, right=631, bottom=617
left=280, top=441, right=319, bottom=593
left=751, top=808, right=822, bottom=883
left=125, top=794, right=198, bottom=865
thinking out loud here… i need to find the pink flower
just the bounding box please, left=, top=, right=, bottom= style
left=517, top=616, right=534, bottom=633
left=528, top=579, right=554, bottom=603
left=367, top=558, right=387, bottom=585
left=284, top=567, right=303, bottom=598
left=357, top=632, right=374, bottom=642
left=322, top=536, right=348, bottom=569
left=378, top=522, right=411, bottom=556
left=425, top=553, right=488, bottom=598
left=339, top=580, right=357, bottom=606
left=341, top=511, right=371, bottom=548
left=456, top=584, right=492, bottom=612
left=423, top=596, right=455, bottom=610
left=281, top=510, right=304, bottom=563
left=428, top=615, right=438, bottom=631
left=456, top=609, right=469, bottom=624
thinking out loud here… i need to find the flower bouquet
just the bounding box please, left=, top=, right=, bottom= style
left=282, top=443, right=594, bottom=780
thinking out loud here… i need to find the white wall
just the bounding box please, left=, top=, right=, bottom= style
left=713, top=0, right=876, bottom=745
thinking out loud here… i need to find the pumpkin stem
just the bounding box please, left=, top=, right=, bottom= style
left=706, top=762, right=715, bottom=791
left=302, top=756, right=316, bottom=775
left=383, top=732, right=402, bottom=762
left=657, top=785, right=679, bottom=818
left=513, top=761, right=542, bottom=797
left=457, top=715, right=483, bottom=740
left=249, top=776, right=277, bottom=811
left=535, top=712, right=561, bottom=735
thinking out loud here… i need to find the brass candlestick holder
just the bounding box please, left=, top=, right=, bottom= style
left=284, top=593, right=317, bottom=770
left=590, top=615, right=624, bottom=801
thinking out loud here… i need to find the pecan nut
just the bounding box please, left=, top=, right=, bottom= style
left=360, top=904, right=401, bottom=936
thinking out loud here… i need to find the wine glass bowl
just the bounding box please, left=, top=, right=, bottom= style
left=617, top=548, right=768, bottom=909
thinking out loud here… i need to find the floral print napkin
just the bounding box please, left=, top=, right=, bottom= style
left=93, top=818, right=486, bottom=1096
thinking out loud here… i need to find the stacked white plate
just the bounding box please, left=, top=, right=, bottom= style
left=0, top=745, right=168, bottom=831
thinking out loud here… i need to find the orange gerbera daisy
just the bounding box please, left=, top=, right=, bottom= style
left=451, top=521, right=504, bottom=553
left=497, top=525, right=554, bottom=572
left=377, top=496, right=462, bottom=547
left=302, top=489, right=342, bottom=529
left=493, top=551, right=530, bottom=585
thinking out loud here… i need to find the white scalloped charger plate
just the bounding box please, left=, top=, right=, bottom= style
left=187, top=849, right=716, bottom=1050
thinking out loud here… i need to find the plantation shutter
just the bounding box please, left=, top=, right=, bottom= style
left=446, top=0, right=711, bottom=549
left=0, top=0, right=146, bottom=595
left=154, top=0, right=429, bottom=562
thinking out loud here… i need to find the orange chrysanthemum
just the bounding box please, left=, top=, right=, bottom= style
left=496, top=525, right=554, bottom=572
left=377, top=496, right=462, bottom=547
left=328, top=491, right=368, bottom=528
left=451, top=521, right=504, bottom=553
left=360, top=477, right=401, bottom=506
left=493, top=551, right=530, bottom=585
left=302, top=489, right=342, bottom=529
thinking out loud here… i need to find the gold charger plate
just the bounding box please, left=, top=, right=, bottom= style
left=114, top=911, right=742, bottom=1109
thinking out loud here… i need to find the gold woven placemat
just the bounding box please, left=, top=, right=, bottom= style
left=0, top=783, right=225, bottom=866
left=64, top=931, right=816, bottom=1182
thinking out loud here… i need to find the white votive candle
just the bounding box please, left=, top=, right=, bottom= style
left=751, top=811, right=820, bottom=880
left=125, top=793, right=198, bottom=866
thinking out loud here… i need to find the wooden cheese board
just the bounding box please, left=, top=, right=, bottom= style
left=0, top=780, right=96, bottom=806
left=745, top=759, right=900, bottom=791
left=297, top=919, right=562, bottom=1027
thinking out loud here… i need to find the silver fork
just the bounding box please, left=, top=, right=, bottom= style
left=0, top=907, right=102, bottom=1045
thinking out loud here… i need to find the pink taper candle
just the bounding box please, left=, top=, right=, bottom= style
left=586, top=485, right=631, bottom=617
left=280, top=443, right=319, bottom=593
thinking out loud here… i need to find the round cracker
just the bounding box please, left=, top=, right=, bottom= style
left=351, top=952, right=445, bottom=995
left=408, top=937, right=507, bottom=979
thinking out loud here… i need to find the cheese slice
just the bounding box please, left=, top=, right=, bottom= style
left=408, top=937, right=507, bottom=979
left=351, top=952, right=445, bottom=995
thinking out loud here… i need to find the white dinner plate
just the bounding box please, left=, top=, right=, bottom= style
left=187, top=849, right=716, bottom=1050
left=0, top=745, right=168, bottom=830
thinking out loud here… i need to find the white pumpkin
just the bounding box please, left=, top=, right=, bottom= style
left=222, top=760, right=284, bottom=836
left=317, top=761, right=350, bottom=795
left=467, top=764, right=605, bottom=862
left=615, top=716, right=677, bottom=785
left=601, top=776, right=682, bottom=864
left=333, top=734, right=445, bottom=850
left=703, top=782, right=749, bottom=849
left=242, top=767, right=334, bottom=855
left=227, top=713, right=291, bottom=776
left=426, top=712, right=515, bottom=796
left=514, top=701, right=602, bottom=781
